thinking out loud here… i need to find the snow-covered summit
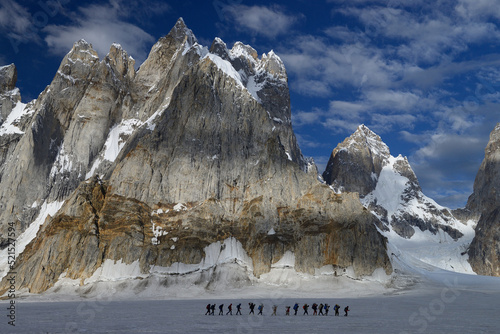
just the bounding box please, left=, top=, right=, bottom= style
left=323, top=124, right=472, bottom=273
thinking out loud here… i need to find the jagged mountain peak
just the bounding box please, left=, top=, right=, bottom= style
left=169, top=17, right=197, bottom=47
left=347, top=124, right=390, bottom=158
left=230, top=42, right=259, bottom=62
left=106, top=43, right=136, bottom=80
left=209, top=38, right=230, bottom=61
left=324, top=125, right=466, bottom=246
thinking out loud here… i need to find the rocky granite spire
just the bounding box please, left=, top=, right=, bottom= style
left=467, top=123, right=500, bottom=276
left=323, top=124, right=390, bottom=196
left=0, top=19, right=391, bottom=294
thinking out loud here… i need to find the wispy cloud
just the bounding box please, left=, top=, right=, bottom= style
left=0, top=0, right=39, bottom=44
left=43, top=0, right=168, bottom=64
left=223, top=5, right=300, bottom=39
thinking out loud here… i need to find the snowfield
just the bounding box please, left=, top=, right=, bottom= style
left=1, top=257, right=499, bottom=333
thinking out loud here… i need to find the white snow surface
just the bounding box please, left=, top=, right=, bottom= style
left=85, top=259, right=147, bottom=284
left=363, top=155, right=408, bottom=220
left=0, top=200, right=64, bottom=279
left=0, top=101, right=30, bottom=135
left=151, top=237, right=254, bottom=275
left=204, top=53, right=244, bottom=88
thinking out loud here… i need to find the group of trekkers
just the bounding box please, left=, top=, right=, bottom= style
left=204, top=302, right=350, bottom=316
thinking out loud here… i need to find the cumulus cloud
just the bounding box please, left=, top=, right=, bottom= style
left=279, top=0, right=500, bottom=207
left=43, top=0, right=167, bottom=65
left=223, top=5, right=300, bottom=38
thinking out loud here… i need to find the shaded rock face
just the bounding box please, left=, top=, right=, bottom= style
left=0, top=19, right=391, bottom=294
left=323, top=125, right=389, bottom=196
left=467, top=123, right=500, bottom=276
left=0, top=64, right=21, bottom=124
left=323, top=125, right=463, bottom=240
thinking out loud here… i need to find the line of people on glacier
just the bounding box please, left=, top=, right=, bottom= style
left=204, top=302, right=349, bottom=316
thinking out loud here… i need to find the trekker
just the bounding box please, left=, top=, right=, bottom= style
left=226, top=304, right=232, bottom=315
left=344, top=306, right=349, bottom=316
left=312, top=303, right=318, bottom=315
left=236, top=303, right=242, bottom=315
left=249, top=303, right=255, bottom=315
left=219, top=304, right=224, bottom=315
left=293, top=303, right=299, bottom=315
left=318, top=303, right=324, bottom=315
left=272, top=305, right=277, bottom=316
left=303, top=304, right=309, bottom=315
left=285, top=306, right=290, bottom=316
left=211, top=304, right=216, bottom=315
left=334, top=304, right=340, bottom=316
left=324, top=304, right=330, bottom=316
left=205, top=303, right=211, bottom=315
left=258, top=303, right=264, bottom=315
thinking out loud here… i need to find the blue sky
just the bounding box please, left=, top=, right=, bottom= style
left=1, top=0, right=499, bottom=209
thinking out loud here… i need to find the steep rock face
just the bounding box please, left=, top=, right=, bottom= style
left=0, top=64, right=20, bottom=123
left=467, top=123, right=500, bottom=276
left=0, top=19, right=391, bottom=294
left=9, top=178, right=390, bottom=294
left=323, top=125, right=463, bottom=240
left=323, top=125, right=389, bottom=196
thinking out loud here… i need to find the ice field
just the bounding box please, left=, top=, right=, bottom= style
left=1, top=270, right=500, bottom=334
left=1, top=235, right=500, bottom=333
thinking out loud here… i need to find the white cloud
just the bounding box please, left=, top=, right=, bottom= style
left=224, top=5, right=299, bottom=38
left=43, top=1, right=165, bottom=65
left=456, top=0, right=500, bottom=21
left=0, top=0, right=38, bottom=43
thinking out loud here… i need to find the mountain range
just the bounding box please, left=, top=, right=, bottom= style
left=0, top=18, right=498, bottom=296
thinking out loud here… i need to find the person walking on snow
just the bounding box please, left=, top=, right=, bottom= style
left=205, top=303, right=211, bottom=315
left=293, top=303, right=299, bottom=315
left=318, top=303, right=324, bottom=315
left=236, top=303, right=242, bottom=315
left=324, top=304, right=330, bottom=316
left=226, top=304, right=232, bottom=315
left=285, top=306, right=290, bottom=316
left=344, top=306, right=349, bottom=316
left=249, top=303, right=255, bottom=315
left=303, top=304, right=309, bottom=315
left=218, top=304, right=224, bottom=315
left=312, top=303, right=318, bottom=315
left=272, top=305, right=277, bottom=316
left=211, top=304, right=216, bottom=315
left=334, top=304, right=340, bottom=316
left=258, top=303, right=264, bottom=315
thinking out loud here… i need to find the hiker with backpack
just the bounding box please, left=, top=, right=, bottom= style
left=303, top=304, right=309, bottom=315
left=226, top=303, right=233, bottom=315
left=312, top=303, right=318, bottom=315
left=293, top=303, right=299, bottom=315
left=218, top=304, right=224, bottom=315
left=205, top=303, right=211, bottom=315
left=236, top=303, right=242, bottom=315
left=285, top=306, right=291, bottom=315
left=334, top=304, right=340, bottom=316
left=318, top=303, right=324, bottom=316
left=249, top=302, right=255, bottom=315
left=258, top=303, right=264, bottom=315
left=211, top=304, right=216, bottom=315
left=272, top=305, right=277, bottom=316
left=324, top=304, right=330, bottom=316
left=344, top=306, right=349, bottom=316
